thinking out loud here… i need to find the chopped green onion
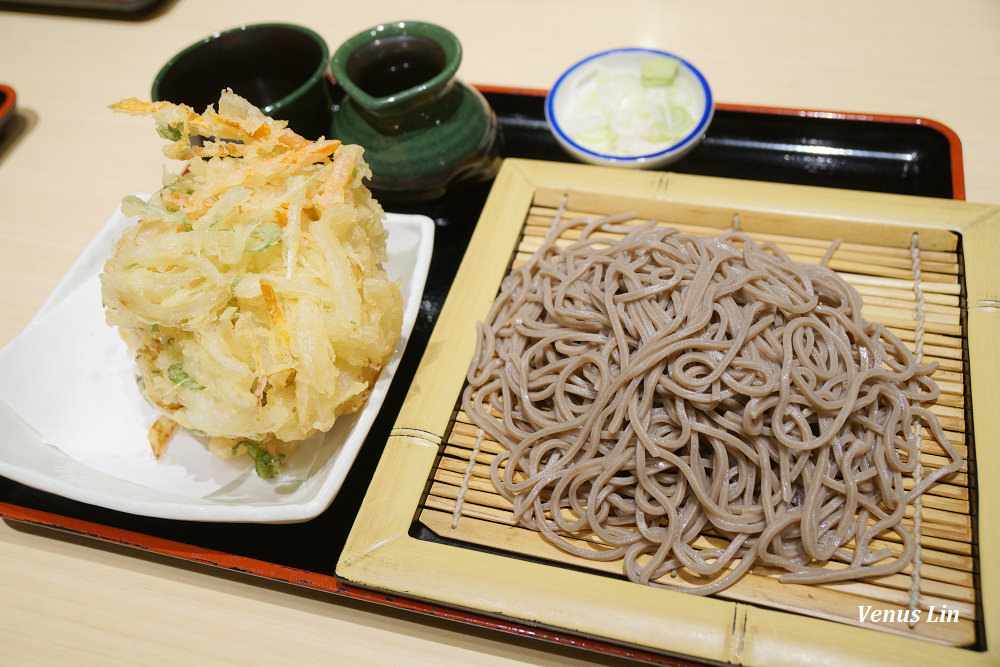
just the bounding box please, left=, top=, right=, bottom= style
left=562, top=57, right=699, bottom=157
left=165, top=175, right=194, bottom=195
left=245, top=220, right=282, bottom=253
left=167, top=363, right=204, bottom=390
left=156, top=123, right=183, bottom=141
left=120, top=194, right=185, bottom=225
left=234, top=440, right=285, bottom=478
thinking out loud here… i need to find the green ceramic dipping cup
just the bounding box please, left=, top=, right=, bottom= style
left=152, top=23, right=331, bottom=139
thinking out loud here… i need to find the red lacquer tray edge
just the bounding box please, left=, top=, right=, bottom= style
left=0, top=500, right=690, bottom=665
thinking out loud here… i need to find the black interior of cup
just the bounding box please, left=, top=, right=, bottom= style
left=345, top=34, right=447, bottom=98
left=155, top=26, right=323, bottom=111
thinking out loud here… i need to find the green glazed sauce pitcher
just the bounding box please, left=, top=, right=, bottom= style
left=329, top=21, right=500, bottom=203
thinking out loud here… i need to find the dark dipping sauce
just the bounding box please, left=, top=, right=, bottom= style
left=156, top=26, right=324, bottom=112
left=346, top=35, right=447, bottom=98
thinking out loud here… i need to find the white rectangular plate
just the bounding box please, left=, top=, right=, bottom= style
left=0, top=200, right=433, bottom=523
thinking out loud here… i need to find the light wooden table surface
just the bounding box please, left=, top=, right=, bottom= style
left=1, top=1, right=997, bottom=664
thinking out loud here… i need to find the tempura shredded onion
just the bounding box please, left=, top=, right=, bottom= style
left=101, top=91, right=402, bottom=472
left=462, top=213, right=963, bottom=594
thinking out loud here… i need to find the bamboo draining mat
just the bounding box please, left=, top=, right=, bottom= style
left=339, top=159, right=1000, bottom=666
left=425, top=204, right=976, bottom=647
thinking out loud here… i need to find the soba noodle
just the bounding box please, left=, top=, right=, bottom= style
left=461, top=212, right=964, bottom=595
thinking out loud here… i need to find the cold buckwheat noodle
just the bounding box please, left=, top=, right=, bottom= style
left=461, top=212, right=964, bottom=595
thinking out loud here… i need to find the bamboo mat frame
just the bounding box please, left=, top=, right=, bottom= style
left=339, top=159, right=1000, bottom=666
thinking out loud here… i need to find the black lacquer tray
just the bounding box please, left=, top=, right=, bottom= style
left=0, top=88, right=964, bottom=665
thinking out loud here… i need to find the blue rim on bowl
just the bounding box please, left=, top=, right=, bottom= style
left=545, top=47, right=714, bottom=168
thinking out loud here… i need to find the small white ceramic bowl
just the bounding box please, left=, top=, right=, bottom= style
left=546, top=47, right=714, bottom=169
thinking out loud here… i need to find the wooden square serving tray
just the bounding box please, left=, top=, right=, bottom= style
left=338, top=159, right=1000, bottom=665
